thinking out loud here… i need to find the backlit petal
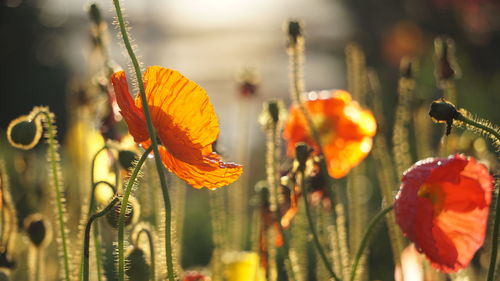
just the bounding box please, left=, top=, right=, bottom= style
left=111, top=71, right=149, bottom=143
left=157, top=145, right=242, bottom=190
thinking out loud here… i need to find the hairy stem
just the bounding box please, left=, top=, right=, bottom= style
left=111, top=1, right=175, bottom=280
left=83, top=197, right=119, bottom=281
left=35, top=109, right=71, bottom=281
left=135, top=228, right=156, bottom=281
left=349, top=204, right=394, bottom=281
left=297, top=169, right=340, bottom=281
left=117, top=146, right=152, bottom=281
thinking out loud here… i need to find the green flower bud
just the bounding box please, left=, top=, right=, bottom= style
left=125, top=247, right=151, bottom=281
left=106, top=196, right=140, bottom=229
left=429, top=99, right=461, bottom=135
left=118, top=150, right=137, bottom=170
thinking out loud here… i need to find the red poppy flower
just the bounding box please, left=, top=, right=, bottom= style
left=283, top=90, right=376, bottom=179
left=395, top=154, right=493, bottom=272
left=111, top=66, right=242, bottom=189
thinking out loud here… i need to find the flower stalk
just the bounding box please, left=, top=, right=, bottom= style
left=134, top=227, right=156, bottom=281
left=117, top=146, right=153, bottom=281
left=349, top=204, right=394, bottom=281
left=83, top=197, right=119, bottom=281
left=111, top=1, right=175, bottom=280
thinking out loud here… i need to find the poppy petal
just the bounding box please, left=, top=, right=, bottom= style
left=138, top=66, right=219, bottom=151
left=111, top=71, right=149, bottom=143
left=157, top=145, right=242, bottom=189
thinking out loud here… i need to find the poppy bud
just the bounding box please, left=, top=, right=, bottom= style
left=0, top=250, right=15, bottom=269
left=106, top=196, right=140, bottom=229
left=399, top=57, right=415, bottom=79
left=24, top=214, right=51, bottom=247
left=259, top=99, right=286, bottom=130
left=287, top=20, right=303, bottom=47
left=295, top=143, right=310, bottom=170
left=118, top=150, right=137, bottom=170
left=7, top=116, right=42, bottom=150
left=429, top=99, right=461, bottom=135
left=434, top=37, right=459, bottom=83
left=125, top=247, right=151, bottom=281
left=88, top=3, right=102, bottom=25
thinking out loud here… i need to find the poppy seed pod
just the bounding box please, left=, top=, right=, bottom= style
left=106, top=196, right=140, bottom=229
left=24, top=214, right=51, bottom=247
left=118, top=150, right=137, bottom=170
left=125, top=247, right=151, bottom=281
left=7, top=116, right=42, bottom=150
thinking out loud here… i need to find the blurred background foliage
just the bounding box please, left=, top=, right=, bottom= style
left=0, top=0, right=499, bottom=280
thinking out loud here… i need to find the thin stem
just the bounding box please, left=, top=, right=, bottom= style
left=456, top=114, right=500, bottom=143
left=134, top=229, right=156, bottom=281
left=486, top=179, right=499, bottom=281
left=349, top=204, right=394, bottom=281
left=111, top=2, right=175, bottom=280
left=298, top=169, right=340, bottom=281
left=83, top=197, right=119, bottom=281
left=117, top=146, right=152, bottom=281
left=36, top=110, right=71, bottom=281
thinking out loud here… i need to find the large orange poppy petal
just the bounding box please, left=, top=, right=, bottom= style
left=157, top=145, right=242, bottom=189
left=136, top=66, right=219, bottom=150
left=111, top=71, right=149, bottom=143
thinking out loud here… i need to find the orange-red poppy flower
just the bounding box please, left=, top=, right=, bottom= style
left=111, top=66, right=242, bottom=189
left=395, top=154, right=493, bottom=272
left=283, top=90, right=376, bottom=179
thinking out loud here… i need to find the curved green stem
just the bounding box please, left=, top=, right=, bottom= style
left=35, top=110, right=71, bottom=281
left=83, top=197, right=119, bottom=281
left=117, top=146, right=152, bottom=281
left=349, top=204, right=394, bottom=281
left=135, top=228, right=156, bottom=281
left=112, top=1, right=175, bottom=280
left=298, top=169, right=340, bottom=281
left=456, top=114, right=500, bottom=143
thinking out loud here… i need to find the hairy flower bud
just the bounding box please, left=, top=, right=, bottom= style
left=7, top=116, right=42, bottom=150
left=118, top=150, right=137, bottom=170
left=429, top=99, right=461, bottom=135
left=106, top=196, right=140, bottom=229
left=294, top=143, right=310, bottom=170
left=125, top=247, right=151, bottom=281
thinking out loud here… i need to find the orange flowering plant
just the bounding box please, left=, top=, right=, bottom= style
left=111, top=66, right=243, bottom=189
left=283, top=89, right=377, bottom=179
left=394, top=154, right=493, bottom=272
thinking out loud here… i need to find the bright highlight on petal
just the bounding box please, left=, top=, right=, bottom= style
left=394, top=154, right=493, bottom=272
left=283, top=89, right=376, bottom=178
left=111, top=66, right=243, bottom=189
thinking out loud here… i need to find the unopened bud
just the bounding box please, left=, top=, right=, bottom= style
left=259, top=99, right=286, bottom=130
left=434, top=37, right=459, bottom=83
left=88, top=3, right=102, bottom=25
left=429, top=99, right=461, bottom=135
left=118, top=150, right=137, bottom=170
left=295, top=143, right=310, bottom=169
left=125, top=247, right=151, bottom=281
left=287, top=20, right=303, bottom=45
left=7, top=116, right=42, bottom=150
left=24, top=214, right=51, bottom=247
left=106, top=196, right=140, bottom=228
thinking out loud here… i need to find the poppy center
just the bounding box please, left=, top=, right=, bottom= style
left=312, top=115, right=335, bottom=145
left=417, top=183, right=445, bottom=215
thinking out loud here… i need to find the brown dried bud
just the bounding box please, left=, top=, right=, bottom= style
left=286, top=20, right=303, bottom=48
left=295, top=143, right=310, bottom=170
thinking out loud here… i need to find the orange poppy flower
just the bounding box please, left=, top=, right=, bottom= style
left=395, top=154, right=493, bottom=272
left=111, top=66, right=242, bottom=189
left=283, top=90, right=376, bottom=179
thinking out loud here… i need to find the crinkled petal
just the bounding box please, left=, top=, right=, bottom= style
left=156, top=145, right=242, bottom=189
left=137, top=66, right=219, bottom=152
left=111, top=71, right=148, bottom=143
